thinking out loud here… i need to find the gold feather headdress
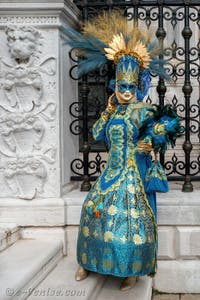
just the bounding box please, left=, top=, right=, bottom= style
left=63, top=10, right=168, bottom=79
left=83, top=11, right=157, bottom=68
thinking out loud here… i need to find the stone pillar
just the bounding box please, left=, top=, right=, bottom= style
left=0, top=1, right=79, bottom=229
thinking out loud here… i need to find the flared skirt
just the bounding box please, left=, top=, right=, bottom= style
left=76, top=154, right=157, bottom=277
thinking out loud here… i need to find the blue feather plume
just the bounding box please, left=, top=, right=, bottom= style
left=61, top=24, right=171, bottom=80
left=61, top=25, right=108, bottom=76
left=147, top=40, right=159, bottom=52
left=149, top=59, right=171, bottom=80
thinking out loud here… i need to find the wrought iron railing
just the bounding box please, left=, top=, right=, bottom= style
left=69, top=0, right=200, bottom=192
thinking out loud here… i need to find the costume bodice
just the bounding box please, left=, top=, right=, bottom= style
left=105, top=103, right=138, bottom=169
left=106, top=104, right=139, bottom=147
left=93, top=102, right=153, bottom=193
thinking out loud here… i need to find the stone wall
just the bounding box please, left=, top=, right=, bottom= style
left=0, top=0, right=79, bottom=200
left=0, top=0, right=80, bottom=254
left=154, top=190, right=200, bottom=293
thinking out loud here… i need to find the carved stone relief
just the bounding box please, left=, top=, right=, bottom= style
left=0, top=16, right=59, bottom=26
left=0, top=25, right=57, bottom=199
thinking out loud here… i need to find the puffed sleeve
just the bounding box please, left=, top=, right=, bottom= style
left=92, top=111, right=109, bottom=142
left=134, top=104, right=155, bottom=155
left=92, top=94, right=116, bottom=142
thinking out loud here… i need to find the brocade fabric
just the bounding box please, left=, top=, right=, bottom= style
left=76, top=101, right=161, bottom=277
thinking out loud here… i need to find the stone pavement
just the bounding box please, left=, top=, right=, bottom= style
left=153, top=294, right=200, bottom=300
left=169, top=181, right=200, bottom=190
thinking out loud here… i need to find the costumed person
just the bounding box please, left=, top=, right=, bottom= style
left=62, top=11, right=181, bottom=291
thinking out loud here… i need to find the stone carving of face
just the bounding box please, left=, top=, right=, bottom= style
left=115, top=80, right=137, bottom=104
left=6, top=26, right=41, bottom=63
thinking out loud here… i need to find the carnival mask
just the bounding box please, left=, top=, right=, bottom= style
left=116, top=80, right=137, bottom=103
left=115, top=55, right=139, bottom=104
left=117, top=81, right=137, bottom=94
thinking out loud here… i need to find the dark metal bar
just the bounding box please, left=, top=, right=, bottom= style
left=156, top=1, right=166, bottom=166
left=133, top=0, right=139, bottom=22
left=182, top=1, right=193, bottom=192
left=74, top=0, right=200, bottom=7
left=80, top=3, right=91, bottom=191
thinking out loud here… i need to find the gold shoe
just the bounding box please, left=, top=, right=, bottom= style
left=120, top=276, right=139, bottom=291
left=75, top=266, right=89, bottom=281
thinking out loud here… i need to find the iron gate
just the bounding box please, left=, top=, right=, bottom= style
left=69, top=0, right=200, bottom=192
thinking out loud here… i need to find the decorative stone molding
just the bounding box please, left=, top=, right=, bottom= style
left=4, top=157, right=47, bottom=199
left=0, top=0, right=80, bottom=27
left=6, top=26, right=42, bottom=63
left=0, top=25, right=56, bottom=112
left=3, top=67, right=43, bottom=111
left=0, top=0, right=80, bottom=200
left=0, top=113, right=44, bottom=153
left=2, top=143, right=56, bottom=200
left=0, top=24, right=58, bottom=199
left=0, top=16, right=59, bottom=26
left=0, top=102, right=56, bottom=154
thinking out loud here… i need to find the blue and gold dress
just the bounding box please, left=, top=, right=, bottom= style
left=76, top=101, right=161, bottom=278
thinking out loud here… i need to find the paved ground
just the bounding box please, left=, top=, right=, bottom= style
left=169, top=181, right=200, bottom=190
left=152, top=294, right=200, bottom=300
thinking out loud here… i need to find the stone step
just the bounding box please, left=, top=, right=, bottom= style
left=27, top=255, right=106, bottom=300
left=66, top=225, right=79, bottom=256
left=63, top=189, right=200, bottom=226
left=0, top=223, right=21, bottom=252
left=96, top=276, right=152, bottom=300
left=154, top=260, right=200, bottom=293
left=0, top=239, right=63, bottom=300
left=66, top=225, right=152, bottom=299
left=27, top=253, right=152, bottom=300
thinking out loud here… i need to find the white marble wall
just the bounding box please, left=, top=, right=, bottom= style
left=155, top=192, right=200, bottom=293
left=0, top=0, right=79, bottom=200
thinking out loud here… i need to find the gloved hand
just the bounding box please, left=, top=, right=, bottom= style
left=101, top=94, right=116, bottom=120
left=105, top=94, right=116, bottom=114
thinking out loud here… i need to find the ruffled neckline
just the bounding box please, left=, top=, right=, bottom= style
left=117, top=100, right=140, bottom=109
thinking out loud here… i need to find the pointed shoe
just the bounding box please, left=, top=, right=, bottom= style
left=120, top=276, right=139, bottom=291
left=75, top=266, right=89, bottom=281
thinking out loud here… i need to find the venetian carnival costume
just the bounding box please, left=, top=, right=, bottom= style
left=62, top=11, right=181, bottom=290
